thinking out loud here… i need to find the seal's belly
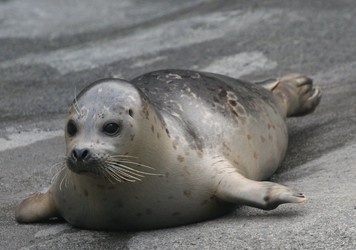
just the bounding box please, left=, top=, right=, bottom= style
left=53, top=171, right=235, bottom=230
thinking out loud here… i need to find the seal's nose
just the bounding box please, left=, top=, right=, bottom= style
left=71, top=148, right=91, bottom=162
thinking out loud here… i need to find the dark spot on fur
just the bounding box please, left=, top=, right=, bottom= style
left=151, top=125, right=154, bottom=133
left=130, top=134, right=135, bottom=141
left=157, top=132, right=160, bottom=139
left=177, top=155, right=185, bottom=162
left=263, top=195, right=270, bottom=202
left=73, top=185, right=77, bottom=190
left=108, top=186, right=115, bottom=190
left=229, top=100, right=237, bottom=106
left=84, top=190, right=88, bottom=196
left=165, top=128, right=170, bottom=137
left=96, top=184, right=105, bottom=189
left=253, top=151, right=258, bottom=159
left=219, top=89, right=227, bottom=98
left=247, top=134, right=252, bottom=140
left=142, top=104, right=150, bottom=119
left=260, top=136, right=266, bottom=142
left=172, top=136, right=179, bottom=150
left=213, top=96, right=219, bottom=103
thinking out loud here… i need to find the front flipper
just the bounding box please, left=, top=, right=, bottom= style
left=215, top=171, right=306, bottom=210
left=15, top=191, right=59, bottom=223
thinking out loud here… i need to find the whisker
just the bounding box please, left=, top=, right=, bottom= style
left=117, top=168, right=145, bottom=178
left=59, top=170, right=68, bottom=191
left=73, top=89, right=81, bottom=116
left=110, top=155, right=139, bottom=159
left=73, top=102, right=80, bottom=116
left=113, top=168, right=142, bottom=182
left=107, top=164, right=145, bottom=178
left=51, top=165, right=66, bottom=183
left=103, top=169, right=119, bottom=184
left=112, top=160, right=155, bottom=170
left=106, top=167, right=137, bottom=182
left=100, top=162, right=127, bottom=183
left=108, top=161, right=159, bottom=176
left=96, top=162, right=115, bottom=183
left=64, top=170, right=72, bottom=188
left=49, top=161, right=66, bottom=176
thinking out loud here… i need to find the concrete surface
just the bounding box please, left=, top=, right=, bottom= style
left=0, top=0, right=355, bottom=249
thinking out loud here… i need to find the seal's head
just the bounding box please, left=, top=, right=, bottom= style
left=65, top=78, right=151, bottom=182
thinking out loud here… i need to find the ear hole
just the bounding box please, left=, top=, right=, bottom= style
left=128, top=109, right=134, bottom=117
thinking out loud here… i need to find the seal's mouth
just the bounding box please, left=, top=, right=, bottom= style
left=66, top=158, right=102, bottom=175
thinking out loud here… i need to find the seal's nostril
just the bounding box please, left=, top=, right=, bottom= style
left=82, top=149, right=89, bottom=159
left=71, top=149, right=78, bottom=161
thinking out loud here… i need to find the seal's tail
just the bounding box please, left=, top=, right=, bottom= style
left=266, top=73, right=321, bottom=117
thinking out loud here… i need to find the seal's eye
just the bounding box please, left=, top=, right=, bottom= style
left=103, top=122, right=121, bottom=136
left=67, top=120, right=78, bottom=137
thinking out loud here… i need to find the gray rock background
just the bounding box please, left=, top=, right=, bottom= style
left=0, top=0, right=355, bottom=249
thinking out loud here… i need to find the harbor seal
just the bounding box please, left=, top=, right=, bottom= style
left=15, top=69, right=321, bottom=230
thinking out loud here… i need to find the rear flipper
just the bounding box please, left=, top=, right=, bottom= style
left=262, top=73, right=321, bottom=117
left=15, top=191, right=59, bottom=223
left=215, top=172, right=306, bottom=210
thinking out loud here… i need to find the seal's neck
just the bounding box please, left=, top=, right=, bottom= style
left=130, top=104, right=174, bottom=169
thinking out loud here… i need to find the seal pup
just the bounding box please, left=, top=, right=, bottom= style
left=15, top=70, right=321, bottom=230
